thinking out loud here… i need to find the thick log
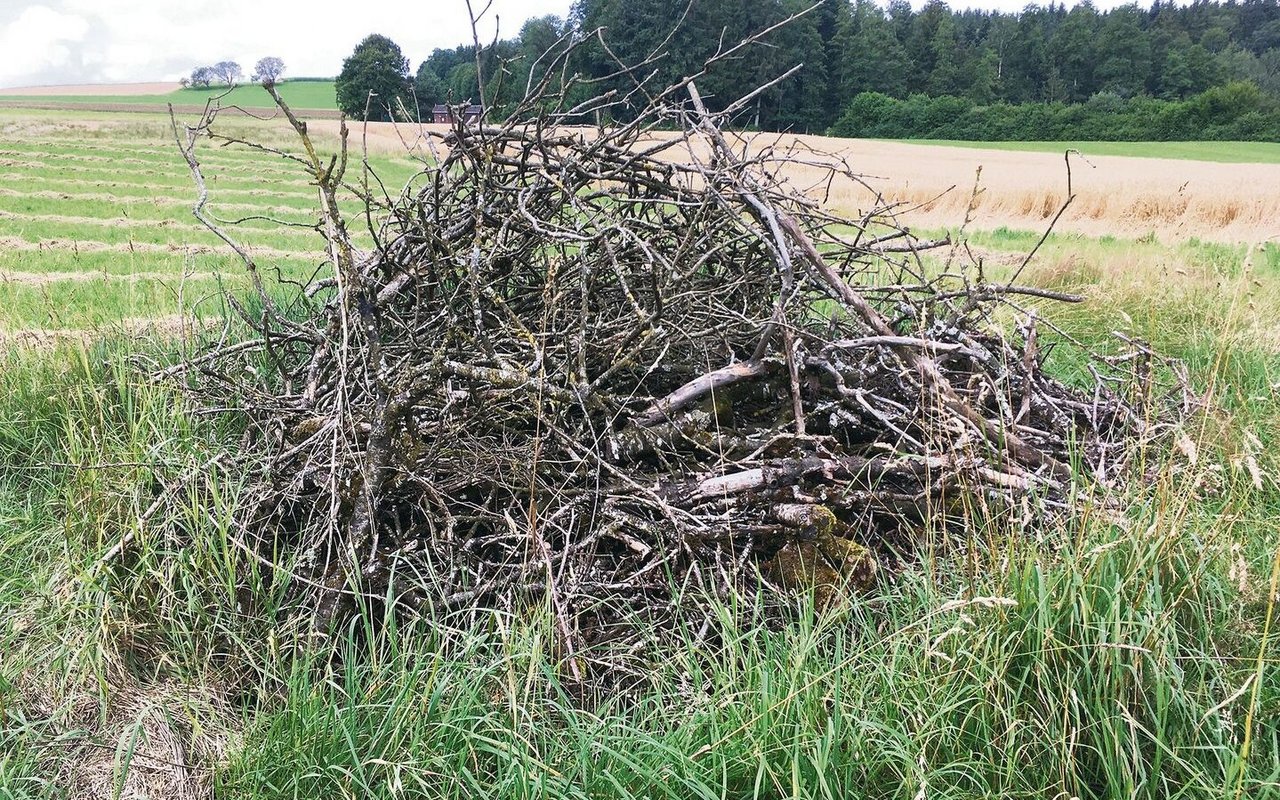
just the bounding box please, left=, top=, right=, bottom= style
left=631, top=359, right=779, bottom=428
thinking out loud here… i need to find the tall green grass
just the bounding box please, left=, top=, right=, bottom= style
left=216, top=513, right=1278, bottom=799
left=0, top=298, right=1276, bottom=798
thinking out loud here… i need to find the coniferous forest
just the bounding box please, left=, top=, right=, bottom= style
left=409, top=0, right=1280, bottom=140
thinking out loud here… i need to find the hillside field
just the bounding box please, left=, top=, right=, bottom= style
left=0, top=107, right=1278, bottom=798
left=0, top=79, right=338, bottom=110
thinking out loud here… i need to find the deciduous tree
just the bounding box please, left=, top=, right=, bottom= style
left=252, top=56, right=285, bottom=86
left=213, top=60, right=243, bottom=86
left=189, top=66, right=215, bottom=88
left=336, top=34, right=411, bottom=121
left=413, top=63, right=446, bottom=110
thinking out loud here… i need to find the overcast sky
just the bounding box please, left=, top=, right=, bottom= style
left=0, top=0, right=570, bottom=88
left=0, top=0, right=1171, bottom=89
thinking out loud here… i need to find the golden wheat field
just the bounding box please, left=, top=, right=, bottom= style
left=802, top=135, right=1280, bottom=244
left=303, top=119, right=1280, bottom=244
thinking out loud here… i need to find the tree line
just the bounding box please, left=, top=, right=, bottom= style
left=183, top=57, right=286, bottom=89
left=831, top=80, right=1279, bottom=140
left=336, top=0, right=1280, bottom=138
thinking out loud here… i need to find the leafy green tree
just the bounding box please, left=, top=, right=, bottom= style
left=189, top=66, right=214, bottom=88
left=829, top=91, right=899, bottom=137
left=425, top=46, right=472, bottom=83
left=905, top=0, right=950, bottom=94
left=252, top=57, right=285, bottom=86
left=1220, top=44, right=1280, bottom=95
left=1200, top=26, right=1231, bottom=54
left=1049, top=4, right=1100, bottom=101
left=745, top=0, right=829, bottom=131
left=1249, top=20, right=1280, bottom=54
left=413, top=63, right=446, bottom=110
left=212, top=61, right=242, bottom=86
left=510, top=15, right=568, bottom=103
left=446, top=63, right=480, bottom=103
left=1044, top=66, right=1069, bottom=103
left=336, top=34, right=411, bottom=121
left=571, top=0, right=829, bottom=123
left=1095, top=6, right=1153, bottom=97
left=438, top=0, right=1280, bottom=134
left=966, top=48, right=1001, bottom=104
left=1002, top=9, right=1050, bottom=101
left=1158, top=39, right=1196, bottom=98
left=832, top=0, right=909, bottom=98
left=815, top=0, right=846, bottom=123
left=925, top=15, right=964, bottom=96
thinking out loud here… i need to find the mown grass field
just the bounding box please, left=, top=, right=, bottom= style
left=0, top=80, right=338, bottom=110
left=913, top=138, right=1280, bottom=164
left=0, top=111, right=419, bottom=336
left=1, top=108, right=1278, bottom=799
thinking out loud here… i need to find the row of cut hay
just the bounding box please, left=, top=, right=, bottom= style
left=0, top=186, right=346, bottom=216
left=0, top=153, right=306, bottom=178
left=0, top=111, right=334, bottom=338
left=0, top=206, right=317, bottom=233
left=0, top=174, right=329, bottom=200
left=0, top=161, right=322, bottom=187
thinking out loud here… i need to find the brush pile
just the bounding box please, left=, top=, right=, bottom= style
left=166, top=57, right=1191, bottom=678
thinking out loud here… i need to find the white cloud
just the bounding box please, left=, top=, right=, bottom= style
left=0, top=5, right=91, bottom=86
left=0, top=0, right=573, bottom=88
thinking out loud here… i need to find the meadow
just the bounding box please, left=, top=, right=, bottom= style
left=0, top=110, right=420, bottom=338
left=0, top=108, right=1277, bottom=799
left=919, top=138, right=1280, bottom=164
left=0, top=80, right=339, bottom=110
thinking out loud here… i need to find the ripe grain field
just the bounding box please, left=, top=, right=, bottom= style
left=766, top=134, right=1280, bottom=244
left=1, top=108, right=1278, bottom=799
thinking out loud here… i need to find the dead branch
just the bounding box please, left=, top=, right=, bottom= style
left=152, top=25, right=1190, bottom=684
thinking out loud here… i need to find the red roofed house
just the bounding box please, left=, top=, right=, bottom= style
left=431, top=104, right=484, bottom=125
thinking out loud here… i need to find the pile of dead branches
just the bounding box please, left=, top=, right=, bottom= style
left=162, top=39, right=1193, bottom=681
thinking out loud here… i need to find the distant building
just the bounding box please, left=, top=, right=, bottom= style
left=431, top=104, right=483, bottom=125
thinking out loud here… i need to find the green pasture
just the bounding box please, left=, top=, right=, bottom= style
left=909, top=138, right=1280, bottom=163
left=0, top=79, right=338, bottom=110
left=0, top=108, right=1277, bottom=799
left=0, top=110, right=419, bottom=330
